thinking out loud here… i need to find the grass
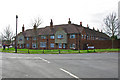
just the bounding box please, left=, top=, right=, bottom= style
left=0, top=48, right=119, bottom=54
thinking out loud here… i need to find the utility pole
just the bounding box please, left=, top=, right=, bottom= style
left=15, top=15, right=18, bottom=53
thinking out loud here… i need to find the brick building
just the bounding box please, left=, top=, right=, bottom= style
left=17, top=19, right=110, bottom=50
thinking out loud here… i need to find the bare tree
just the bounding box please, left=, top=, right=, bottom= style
left=103, top=12, right=120, bottom=38
left=0, top=25, right=14, bottom=48
left=103, top=12, right=120, bottom=48
left=31, top=17, right=42, bottom=28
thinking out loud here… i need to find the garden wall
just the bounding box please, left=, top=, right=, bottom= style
left=81, top=39, right=120, bottom=49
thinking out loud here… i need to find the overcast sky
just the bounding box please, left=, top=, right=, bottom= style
left=0, top=0, right=119, bottom=34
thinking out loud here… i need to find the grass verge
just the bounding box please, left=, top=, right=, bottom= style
left=0, top=48, right=119, bottom=54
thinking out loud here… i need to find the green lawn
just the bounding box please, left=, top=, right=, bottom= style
left=0, top=48, right=119, bottom=54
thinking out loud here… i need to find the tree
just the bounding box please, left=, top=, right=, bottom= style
left=31, top=17, right=42, bottom=28
left=31, top=17, right=42, bottom=49
left=103, top=12, right=120, bottom=39
left=0, top=25, right=14, bottom=49
left=103, top=12, right=120, bottom=48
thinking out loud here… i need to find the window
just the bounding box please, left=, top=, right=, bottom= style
left=59, top=43, right=62, bottom=48
left=50, top=35, right=54, bottom=39
left=19, top=37, right=22, bottom=41
left=40, top=42, right=46, bottom=47
left=87, top=36, right=88, bottom=40
left=82, top=35, right=83, bottom=39
left=32, top=43, right=36, bottom=48
left=26, top=44, right=29, bottom=48
left=70, top=44, right=75, bottom=49
left=27, top=37, right=29, bottom=40
left=33, top=37, right=36, bottom=40
left=84, top=35, right=86, bottom=39
left=19, top=44, right=21, bottom=48
left=50, top=43, right=54, bottom=48
left=63, top=44, right=65, bottom=48
left=70, top=34, right=75, bottom=38
left=58, top=35, right=63, bottom=39
left=41, top=36, right=46, bottom=39
left=22, top=44, right=24, bottom=48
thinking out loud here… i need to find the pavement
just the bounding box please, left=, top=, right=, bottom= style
left=0, top=52, right=118, bottom=79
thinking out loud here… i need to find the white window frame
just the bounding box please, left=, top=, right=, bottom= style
left=70, top=34, right=75, bottom=38
left=50, top=35, right=54, bottom=39
left=70, top=43, right=75, bottom=49
left=40, top=42, right=46, bottom=48
left=22, top=44, right=24, bottom=48
left=82, top=34, right=83, bottom=39
left=63, top=44, right=65, bottom=48
left=58, top=34, right=63, bottom=39
left=59, top=43, right=62, bottom=48
left=32, top=43, right=36, bottom=48
left=27, top=37, right=29, bottom=40
left=84, top=35, right=86, bottom=39
left=26, top=44, right=29, bottom=48
left=19, top=44, right=21, bottom=48
left=19, top=37, right=22, bottom=41
left=41, top=36, right=46, bottom=39
left=50, top=43, right=54, bottom=48
left=33, top=37, right=36, bottom=40
left=87, top=36, right=88, bottom=40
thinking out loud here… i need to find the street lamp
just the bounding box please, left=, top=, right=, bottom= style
left=15, top=15, right=18, bottom=53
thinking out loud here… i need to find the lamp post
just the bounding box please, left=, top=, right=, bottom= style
left=15, top=15, right=18, bottom=53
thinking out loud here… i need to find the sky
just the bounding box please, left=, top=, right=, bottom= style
left=0, top=0, right=119, bottom=34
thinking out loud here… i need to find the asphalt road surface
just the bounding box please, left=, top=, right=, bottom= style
left=0, top=52, right=118, bottom=79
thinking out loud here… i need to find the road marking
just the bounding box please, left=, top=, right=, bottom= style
left=39, top=57, right=50, bottom=63
left=6, top=57, right=50, bottom=63
left=60, top=68, right=80, bottom=79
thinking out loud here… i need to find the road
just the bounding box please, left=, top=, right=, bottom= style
left=0, top=52, right=118, bottom=79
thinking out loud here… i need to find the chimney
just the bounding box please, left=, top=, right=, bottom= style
left=68, top=18, right=71, bottom=24
left=87, top=24, right=89, bottom=28
left=97, top=28, right=99, bottom=32
left=33, top=23, right=37, bottom=30
left=22, top=24, right=24, bottom=32
left=93, top=27, right=95, bottom=30
left=101, top=30, right=103, bottom=33
left=80, top=22, right=82, bottom=26
left=50, top=19, right=53, bottom=28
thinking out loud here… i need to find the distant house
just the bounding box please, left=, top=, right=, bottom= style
left=16, top=19, right=110, bottom=50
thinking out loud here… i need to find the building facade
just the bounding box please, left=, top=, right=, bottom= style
left=17, top=19, right=110, bottom=50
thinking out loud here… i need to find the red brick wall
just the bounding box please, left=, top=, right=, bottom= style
left=25, top=37, right=32, bottom=49
left=81, top=40, right=120, bottom=49
left=19, top=35, right=120, bottom=50
left=67, top=34, right=79, bottom=49
left=38, top=36, right=48, bottom=49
